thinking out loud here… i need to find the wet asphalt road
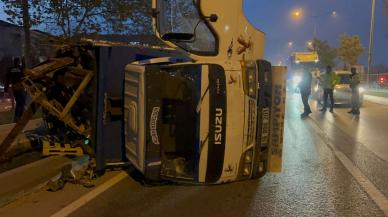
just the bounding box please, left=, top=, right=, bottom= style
left=67, top=94, right=388, bottom=217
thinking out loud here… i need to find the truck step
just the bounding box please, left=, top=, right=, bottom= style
left=42, top=140, right=84, bottom=156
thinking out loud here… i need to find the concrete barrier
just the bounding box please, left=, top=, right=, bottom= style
left=0, top=156, right=71, bottom=208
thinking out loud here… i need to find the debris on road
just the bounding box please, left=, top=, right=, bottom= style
left=46, top=155, right=96, bottom=192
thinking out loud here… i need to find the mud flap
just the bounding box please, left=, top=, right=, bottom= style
left=268, top=66, right=287, bottom=172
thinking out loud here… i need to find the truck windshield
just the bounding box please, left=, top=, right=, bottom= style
left=159, top=65, right=201, bottom=180
left=156, top=0, right=217, bottom=55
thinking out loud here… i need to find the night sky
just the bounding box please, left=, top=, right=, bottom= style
left=244, top=0, right=387, bottom=67
left=0, top=1, right=386, bottom=67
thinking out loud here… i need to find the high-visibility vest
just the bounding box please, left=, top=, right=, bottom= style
left=322, top=72, right=339, bottom=89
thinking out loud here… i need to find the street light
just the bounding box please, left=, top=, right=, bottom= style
left=291, top=8, right=303, bottom=20
left=290, top=8, right=338, bottom=38
left=367, top=0, right=376, bottom=88
left=288, top=41, right=294, bottom=47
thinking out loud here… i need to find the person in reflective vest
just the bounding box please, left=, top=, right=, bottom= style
left=320, top=65, right=339, bottom=113
left=348, top=67, right=361, bottom=115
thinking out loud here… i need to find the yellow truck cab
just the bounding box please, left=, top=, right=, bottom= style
left=124, top=0, right=287, bottom=184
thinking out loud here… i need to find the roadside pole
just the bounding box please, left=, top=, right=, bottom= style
left=367, top=0, right=376, bottom=88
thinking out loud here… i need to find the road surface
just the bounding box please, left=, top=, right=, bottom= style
left=1, top=94, right=388, bottom=217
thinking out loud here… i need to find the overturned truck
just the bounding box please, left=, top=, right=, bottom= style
left=2, top=0, right=287, bottom=184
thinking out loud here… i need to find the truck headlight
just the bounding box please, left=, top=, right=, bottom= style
left=243, top=62, right=257, bottom=98
left=242, top=149, right=253, bottom=176
left=293, top=75, right=302, bottom=85
left=245, top=150, right=253, bottom=163
left=243, top=164, right=251, bottom=176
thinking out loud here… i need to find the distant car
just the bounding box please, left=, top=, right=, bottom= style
left=377, top=74, right=388, bottom=88
left=313, top=70, right=365, bottom=107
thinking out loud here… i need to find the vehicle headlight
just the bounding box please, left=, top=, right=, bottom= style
left=314, top=85, right=319, bottom=92
left=249, top=87, right=254, bottom=95
left=242, top=149, right=253, bottom=177
left=359, top=87, right=365, bottom=93
left=244, top=150, right=253, bottom=163
left=243, top=63, right=257, bottom=98
left=293, top=75, right=302, bottom=85
left=243, top=164, right=251, bottom=176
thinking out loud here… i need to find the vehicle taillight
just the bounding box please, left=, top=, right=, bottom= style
left=380, top=77, right=385, bottom=83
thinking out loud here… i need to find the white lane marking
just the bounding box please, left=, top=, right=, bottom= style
left=51, top=171, right=128, bottom=217
left=310, top=121, right=388, bottom=216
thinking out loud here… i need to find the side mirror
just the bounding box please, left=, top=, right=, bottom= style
left=161, top=33, right=194, bottom=41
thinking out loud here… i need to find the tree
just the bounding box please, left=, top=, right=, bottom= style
left=126, top=0, right=152, bottom=34
left=2, top=0, right=43, bottom=26
left=307, top=38, right=337, bottom=69
left=1, top=0, right=43, bottom=68
left=337, top=34, right=365, bottom=69
left=2, top=0, right=153, bottom=40
left=41, top=0, right=152, bottom=39
left=21, top=0, right=32, bottom=68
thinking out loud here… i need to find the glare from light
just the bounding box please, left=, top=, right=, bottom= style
left=293, top=75, right=302, bottom=85
left=291, top=8, right=304, bottom=22
left=359, top=87, right=365, bottom=93
left=243, top=164, right=251, bottom=176
left=292, top=9, right=302, bottom=18
left=224, top=25, right=230, bottom=32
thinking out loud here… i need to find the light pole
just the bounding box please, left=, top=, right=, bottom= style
left=367, top=0, right=376, bottom=88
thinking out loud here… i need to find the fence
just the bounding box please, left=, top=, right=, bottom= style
left=366, top=73, right=388, bottom=90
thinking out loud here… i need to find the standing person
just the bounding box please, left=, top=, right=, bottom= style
left=348, top=67, right=361, bottom=115
left=299, top=70, right=312, bottom=118
left=320, top=65, right=339, bottom=113
left=5, top=57, right=26, bottom=122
